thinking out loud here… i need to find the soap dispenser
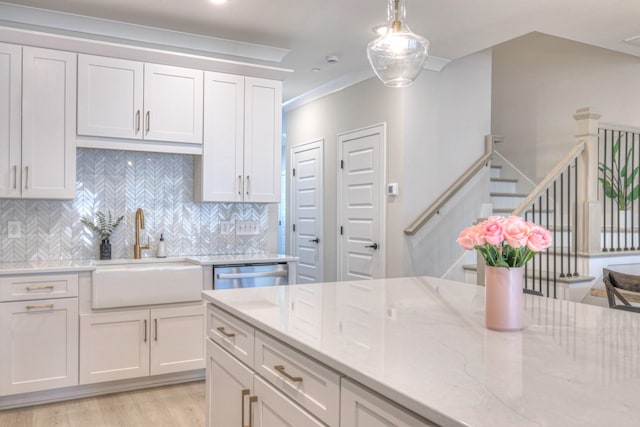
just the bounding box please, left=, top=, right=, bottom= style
left=157, top=234, right=167, bottom=258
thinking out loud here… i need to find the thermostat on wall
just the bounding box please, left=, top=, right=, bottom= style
left=387, top=183, right=399, bottom=196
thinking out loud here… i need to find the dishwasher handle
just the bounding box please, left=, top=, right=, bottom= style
left=216, top=270, right=288, bottom=280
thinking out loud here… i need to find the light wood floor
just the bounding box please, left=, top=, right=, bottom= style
left=0, top=381, right=205, bottom=427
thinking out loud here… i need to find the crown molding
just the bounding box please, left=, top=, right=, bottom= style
left=0, top=2, right=290, bottom=63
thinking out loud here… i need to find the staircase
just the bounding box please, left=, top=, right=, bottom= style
left=462, top=160, right=596, bottom=301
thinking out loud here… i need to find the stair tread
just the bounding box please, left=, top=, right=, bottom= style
left=490, top=192, right=529, bottom=197
left=490, top=177, right=518, bottom=183
left=462, top=264, right=594, bottom=283
left=493, top=208, right=555, bottom=214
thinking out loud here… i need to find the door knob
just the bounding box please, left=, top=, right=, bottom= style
left=365, top=242, right=378, bottom=250
left=309, top=237, right=320, bottom=243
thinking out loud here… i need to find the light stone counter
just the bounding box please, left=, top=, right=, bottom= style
left=202, top=276, right=640, bottom=427
left=0, top=253, right=297, bottom=275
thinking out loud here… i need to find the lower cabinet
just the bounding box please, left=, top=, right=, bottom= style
left=341, top=378, right=437, bottom=427
left=80, top=304, right=204, bottom=384
left=206, top=339, right=324, bottom=427
left=0, top=297, right=78, bottom=396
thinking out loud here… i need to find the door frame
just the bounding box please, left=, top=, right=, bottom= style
left=337, top=123, right=387, bottom=280
left=289, top=138, right=325, bottom=282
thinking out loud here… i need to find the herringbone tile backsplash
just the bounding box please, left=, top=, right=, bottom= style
left=0, top=149, right=271, bottom=262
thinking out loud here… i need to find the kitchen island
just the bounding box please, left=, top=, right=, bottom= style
left=202, top=276, right=640, bottom=427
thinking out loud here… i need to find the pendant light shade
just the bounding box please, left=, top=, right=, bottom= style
left=367, top=0, right=429, bottom=87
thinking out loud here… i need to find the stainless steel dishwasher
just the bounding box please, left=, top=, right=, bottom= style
left=213, top=263, right=289, bottom=290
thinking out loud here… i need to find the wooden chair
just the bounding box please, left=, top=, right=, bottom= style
left=603, top=268, right=640, bottom=313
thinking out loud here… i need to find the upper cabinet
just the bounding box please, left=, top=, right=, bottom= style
left=0, top=44, right=76, bottom=200
left=195, top=72, right=282, bottom=203
left=77, top=55, right=203, bottom=148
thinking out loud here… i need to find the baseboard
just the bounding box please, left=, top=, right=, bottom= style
left=0, top=369, right=204, bottom=410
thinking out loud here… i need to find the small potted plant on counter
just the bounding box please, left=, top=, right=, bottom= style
left=80, top=210, right=124, bottom=260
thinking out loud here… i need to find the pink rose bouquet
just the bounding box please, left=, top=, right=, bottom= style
left=456, top=216, right=552, bottom=268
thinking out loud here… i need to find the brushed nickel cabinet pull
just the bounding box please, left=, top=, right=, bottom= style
left=154, top=318, right=158, bottom=341
left=26, top=304, right=54, bottom=310
left=274, top=365, right=303, bottom=382
left=146, top=111, right=150, bottom=133
left=238, top=175, right=242, bottom=195
left=24, top=166, right=29, bottom=190
left=136, top=110, right=141, bottom=132
left=241, top=389, right=250, bottom=427
left=245, top=176, right=250, bottom=196
left=26, top=285, right=54, bottom=291
left=12, top=165, right=17, bottom=189
left=144, top=319, right=147, bottom=342
left=217, top=326, right=235, bottom=338
left=248, top=395, right=257, bottom=427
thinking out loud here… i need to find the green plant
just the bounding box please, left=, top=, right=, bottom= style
left=599, top=136, right=640, bottom=210
left=80, top=210, right=124, bottom=241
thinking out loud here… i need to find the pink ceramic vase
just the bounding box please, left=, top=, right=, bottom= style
left=484, top=265, right=524, bottom=331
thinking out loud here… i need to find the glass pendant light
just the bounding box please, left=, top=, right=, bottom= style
left=367, top=0, right=429, bottom=87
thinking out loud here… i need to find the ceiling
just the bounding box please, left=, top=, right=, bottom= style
left=2, top=0, right=640, bottom=104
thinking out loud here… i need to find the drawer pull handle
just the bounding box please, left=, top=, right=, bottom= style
left=12, top=165, right=17, bottom=189
left=249, top=395, right=257, bottom=427
left=217, top=326, right=235, bottom=338
left=154, top=318, right=158, bottom=341
left=26, top=285, right=55, bottom=291
left=136, top=110, right=141, bottom=132
left=274, top=365, right=303, bottom=382
left=26, top=304, right=54, bottom=310
left=146, top=111, right=150, bottom=133
left=144, top=319, right=148, bottom=343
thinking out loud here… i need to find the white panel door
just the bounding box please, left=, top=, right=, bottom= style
left=338, top=124, right=386, bottom=281
left=206, top=339, right=254, bottom=427
left=291, top=140, right=324, bottom=283
left=79, top=310, right=150, bottom=384
left=253, top=375, right=325, bottom=427
left=0, top=42, right=21, bottom=198
left=244, top=77, right=282, bottom=203
left=197, top=71, right=245, bottom=202
left=77, top=54, right=144, bottom=139
left=144, top=63, right=203, bottom=144
left=0, top=298, right=78, bottom=396
left=21, top=47, right=76, bottom=200
left=150, top=305, right=205, bottom=375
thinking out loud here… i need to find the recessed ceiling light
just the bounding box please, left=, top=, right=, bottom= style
left=311, top=67, right=321, bottom=72
left=209, top=0, right=228, bottom=5
left=325, top=55, right=339, bottom=64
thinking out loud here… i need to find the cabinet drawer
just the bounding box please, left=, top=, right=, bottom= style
left=0, top=273, right=79, bottom=301
left=207, top=305, right=255, bottom=367
left=255, top=331, right=340, bottom=426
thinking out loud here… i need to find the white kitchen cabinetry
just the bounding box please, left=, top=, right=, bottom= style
left=195, top=72, right=282, bottom=203
left=0, top=274, right=79, bottom=396
left=77, top=54, right=203, bottom=146
left=341, top=378, right=436, bottom=427
left=80, top=304, right=205, bottom=384
left=0, top=44, right=76, bottom=199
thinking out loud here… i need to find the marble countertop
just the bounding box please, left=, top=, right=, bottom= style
left=0, top=254, right=298, bottom=275
left=202, top=276, right=640, bottom=427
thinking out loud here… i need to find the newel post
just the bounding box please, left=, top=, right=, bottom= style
left=573, top=107, right=602, bottom=253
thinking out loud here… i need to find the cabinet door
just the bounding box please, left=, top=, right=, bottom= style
left=243, top=77, right=282, bottom=203
left=253, top=375, right=324, bottom=427
left=21, top=47, right=76, bottom=200
left=77, top=54, right=144, bottom=139
left=144, top=63, right=203, bottom=144
left=195, top=71, right=244, bottom=202
left=79, top=310, right=150, bottom=384
left=0, top=42, right=21, bottom=198
left=341, top=378, right=437, bottom=427
left=150, top=305, right=205, bottom=375
left=0, top=298, right=78, bottom=396
left=206, top=339, right=254, bottom=427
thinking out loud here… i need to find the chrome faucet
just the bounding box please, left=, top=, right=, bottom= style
left=133, top=208, right=150, bottom=259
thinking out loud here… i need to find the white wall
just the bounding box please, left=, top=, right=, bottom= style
left=492, top=32, right=640, bottom=182
left=286, top=50, right=492, bottom=280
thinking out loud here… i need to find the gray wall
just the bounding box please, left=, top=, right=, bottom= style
left=492, top=32, right=640, bottom=182
left=286, top=50, right=492, bottom=280
left=0, top=148, right=275, bottom=262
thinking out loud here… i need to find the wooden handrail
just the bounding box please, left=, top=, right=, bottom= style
left=511, top=141, right=586, bottom=216
left=404, top=136, right=495, bottom=236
